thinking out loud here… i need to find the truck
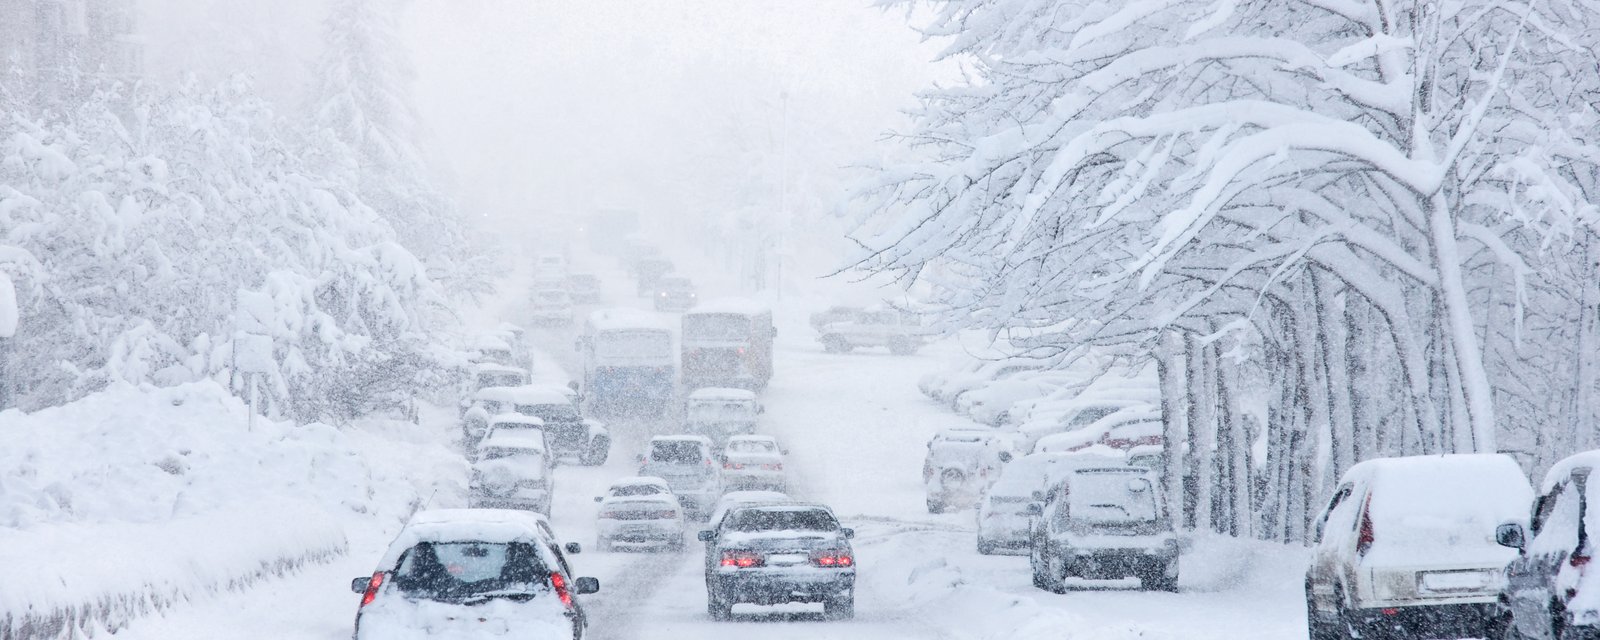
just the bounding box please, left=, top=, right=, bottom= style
left=579, top=308, right=677, bottom=417
left=681, top=299, right=775, bottom=391
left=815, top=305, right=934, bottom=355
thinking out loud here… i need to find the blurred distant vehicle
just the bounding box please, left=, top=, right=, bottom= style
left=683, top=387, right=761, bottom=444
left=530, top=287, right=574, bottom=325
left=350, top=509, right=598, bottom=640
left=471, top=413, right=546, bottom=460
left=808, top=305, right=863, bottom=332
left=976, top=451, right=1109, bottom=555
left=1016, top=383, right=1160, bottom=453
left=682, top=299, right=775, bottom=391
left=471, top=335, right=520, bottom=368
left=638, top=435, right=723, bottom=520
left=654, top=276, right=698, bottom=312
left=923, top=428, right=1012, bottom=513
left=567, top=273, right=602, bottom=304
left=580, top=309, right=676, bottom=416
left=699, top=504, right=856, bottom=621
left=816, top=306, right=934, bottom=355
left=622, top=240, right=661, bottom=273
left=1306, top=454, right=1529, bottom=640
left=469, top=427, right=554, bottom=515
left=957, top=371, right=1075, bottom=427
left=473, top=363, right=530, bottom=393
left=464, top=385, right=610, bottom=466
left=1028, top=464, right=1179, bottom=593
left=634, top=257, right=674, bottom=296
left=1033, top=406, right=1164, bottom=455
left=595, top=481, right=686, bottom=552
left=534, top=253, right=568, bottom=278
left=918, top=358, right=1044, bottom=404
left=1499, top=451, right=1600, bottom=640
left=720, top=435, right=787, bottom=492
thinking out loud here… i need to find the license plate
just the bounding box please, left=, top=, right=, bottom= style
left=1420, top=570, right=1493, bottom=592
left=768, top=554, right=808, bottom=566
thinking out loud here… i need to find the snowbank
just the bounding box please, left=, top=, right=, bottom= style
left=0, top=381, right=466, bottom=639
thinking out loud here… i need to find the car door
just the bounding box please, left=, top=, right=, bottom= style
left=1510, top=475, right=1582, bottom=639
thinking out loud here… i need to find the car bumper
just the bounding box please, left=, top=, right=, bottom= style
left=1348, top=602, right=1499, bottom=638
left=599, top=519, right=683, bottom=542
left=711, top=568, right=855, bottom=605
left=1059, top=549, right=1175, bottom=579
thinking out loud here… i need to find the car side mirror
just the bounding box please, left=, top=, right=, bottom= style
left=999, top=451, right=1013, bottom=463
left=351, top=577, right=371, bottom=594
left=1024, top=504, right=1043, bottom=517
left=841, top=528, right=855, bottom=539
left=1496, top=523, right=1527, bottom=551
left=574, top=577, right=601, bottom=595
left=697, top=530, right=717, bottom=542
left=564, top=542, right=583, bottom=555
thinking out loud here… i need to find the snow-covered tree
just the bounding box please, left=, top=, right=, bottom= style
left=858, top=0, right=1600, bottom=540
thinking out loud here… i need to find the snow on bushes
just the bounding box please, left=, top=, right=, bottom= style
left=0, top=381, right=465, bottom=639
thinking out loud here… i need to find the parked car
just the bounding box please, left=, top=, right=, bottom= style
left=639, top=435, right=724, bottom=519
left=654, top=276, right=698, bottom=312
left=683, top=387, right=761, bottom=445
left=567, top=273, right=602, bottom=304
left=815, top=306, right=933, bottom=355
left=351, top=509, right=598, bottom=640
left=531, top=287, right=574, bottom=325
left=720, top=435, right=787, bottom=492
left=490, top=385, right=610, bottom=466
left=921, top=358, right=1044, bottom=403
left=809, top=305, right=863, bottom=332
left=1028, top=463, right=1179, bottom=593
left=1033, top=407, right=1164, bottom=454
left=1305, top=454, right=1531, bottom=640
left=698, top=504, right=856, bottom=620
left=1499, top=450, right=1600, bottom=640
left=976, top=451, right=1106, bottom=555
left=469, top=428, right=554, bottom=514
left=596, top=491, right=686, bottom=552
left=1016, top=391, right=1159, bottom=454
left=924, top=428, right=1013, bottom=513
left=595, top=476, right=675, bottom=502
left=958, top=374, right=1069, bottom=427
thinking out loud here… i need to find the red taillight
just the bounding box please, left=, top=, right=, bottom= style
left=550, top=572, right=574, bottom=609
left=762, top=463, right=781, bottom=471
left=360, top=572, right=384, bottom=607
left=812, top=552, right=854, bottom=568
left=720, top=551, right=764, bottom=568
left=1356, top=495, right=1374, bottom=557
left=1572, top=553, right=1591, bottom=568
left=725, top=462, right=744, bottom=470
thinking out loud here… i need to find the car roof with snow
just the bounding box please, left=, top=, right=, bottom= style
left=379, top=509, right=557, bottom=567
left=688, top=387, right=757, bottom=401
left=473, top=335, right=513, bottom=350
left=1541, top=450, right=1600, bottom=493
left=587, top=307, right=673, bottom=332
left=475, top=384, right=575, bottom=406
left=931, top=428, right=1002, bottom=443
left=686, top=297, right=770, bottom=315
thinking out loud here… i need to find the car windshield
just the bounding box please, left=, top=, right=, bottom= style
left=612, top=484, right=666, bottom=497
left=1068, top=472, right=1160, bottom=525
left=651, top=441, right=705, bottom=464
left=596, top=330, right=671, bottom=359
left=392, top=541, right=548, bottom=600
left=683, top=314, right=750, bottom=341
left=724, top=508, right=839, bottom=533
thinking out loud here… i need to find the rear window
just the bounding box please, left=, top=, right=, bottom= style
left=1068, top=471, right=1160, bottom=524
left=727, top=439, right=777, bottom=454
left=724, top=508, right=838, bottom=533
left=612, top=483, right=666, bottom=497
left=651, top=440, right=706, bottom=464
left=392, top=541, right=549, bottom=600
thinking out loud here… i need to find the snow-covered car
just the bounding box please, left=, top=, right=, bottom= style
left=699, top=490, right=797, bottom=579
left=1306, top=454, right=1530, bottom=640
left=530, top=288, right=574, bottom=325
left=957, top=373, right=1071, bottom=427
left=653, top=275, right=697, bottom=312
left=596, top=492, right=686, bottom=552
left=638, top=435, right=723, bottom=519
left=464, top=386, right=609, bottom=466
left=1125, top=444, right=1165, bottom=470
left=473, top=363, right=530, bottom=394
left=1499, top=450, right=1600, bottom=640
left=471, top=335, right=520, bottom=368
left=816, top=306, right=933, bottom=355
left=976, top=451, right=1110, bottom=555
left=534, top=253, right=568, bottom=279
left=1017, top=391, right=1159, bottom=454
left=594, top=476, right=674, bottom=502
left=923, top=428, right=1013, bottom=513
left=634, top=257, right=674, bottom=296
left=566, top=273, right=602, bottom=304
left=1033, top=407, right=1164, bottom=454
left=698, top=504, right=857, bottom=620
left=683, top=387, right=761, bottom=445
left=1028, top=464, right=1179, bottom=593
left=720, top=435, right=787, bottom=492
left=922, top=358, right=1045, bottom=403
left=469, top=429, right=554, bottom=514
left=808, top=305, right=863, bottom=333
left=351, top=509, right=599, bottom=640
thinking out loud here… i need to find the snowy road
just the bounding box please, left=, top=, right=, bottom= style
left=112, top=289, right=1310, bottom=640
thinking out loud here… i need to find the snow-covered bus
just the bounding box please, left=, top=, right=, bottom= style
left=681, top=299, right=774, bottom=391
left=579, top=308, right=676, bottom=416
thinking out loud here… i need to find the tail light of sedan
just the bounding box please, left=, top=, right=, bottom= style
left=811, top=551, right=854, bottom=568
left=720, top=551, right=766, bottom=568
left=359, top=571, right=385, bottom=607
left=549, top=572, right=574, bottom=609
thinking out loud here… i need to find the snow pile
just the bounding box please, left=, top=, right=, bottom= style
left=0, top=381, right=465, bottom=638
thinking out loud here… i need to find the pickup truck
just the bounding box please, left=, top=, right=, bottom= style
left=815, top=307, right=934, bottom=355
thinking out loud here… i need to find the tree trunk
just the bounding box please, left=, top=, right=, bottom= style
left=1428, top=192, right=1497, bottom=451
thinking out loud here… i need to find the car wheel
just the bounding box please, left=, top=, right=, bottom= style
left=707, top=591, right=733, bottom=621
left=825, top=592, right=855, bottom=620
left=822, top=336, right=846, bottom=353
left=1140, top=564, right=1178, bottom=592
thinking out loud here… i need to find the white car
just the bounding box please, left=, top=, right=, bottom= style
left=531, top=288, right=574, bottom=325
left=1032, top=406, right=1163, bottom=455
left=958, top=374, right=1069, bottom=427
left=1016, top=393, right=1158, bottom=453
left=976, top=451, right=1102, bottom=555
left=351, top=509, right=598, bottom=640
left=596, top=493, right=687, bottom=552
left=638, top=435, right=724, bottom=519
left=705, top=490, right=794, bottom=531
left=924, top=428, right=1013, bottom=513
left=815, top=306, right=934, bottom=355
left=469, top=428, right=554, bottom=514
left=595, top=476, right=674, bottom=502
left=720, top=435, right=787, bottom=492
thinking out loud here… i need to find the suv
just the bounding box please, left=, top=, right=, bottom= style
left=530, top=287, right=574, bottom=325
left=1028, top=464, right=1179, bottom=592
left=683, top=387, right=761, bottom=445
left=468, top=428, right=554, bottom=514
left=1306, top=454, right=1531, bottom=640
left=567, top=273, right=602, bottom=304
left=815, top=306, right=931, bottom=355
left=639, top=435, right=723, bottom=519
left=351, top=509, right=598, bottom=640
left=1498, top=451, right=1600, bottom=640
left=654, top=276, right=698, bottom=312
left=923, top=428, right=1012, bottom=513
left=721, top=435, right=787, bottom=492
left=697, top=504, right=856, bottom=620
left=464, top=385, right=611, bottom=466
